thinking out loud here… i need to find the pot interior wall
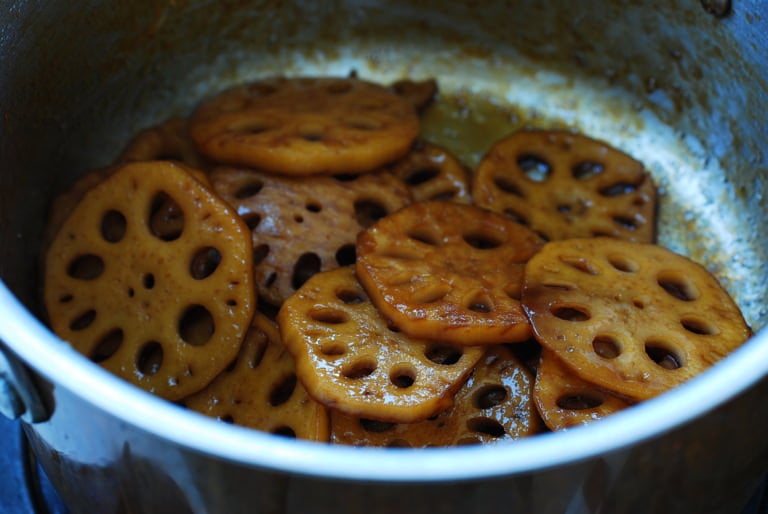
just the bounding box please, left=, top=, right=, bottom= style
left=1, top=0, right=767, bottom=365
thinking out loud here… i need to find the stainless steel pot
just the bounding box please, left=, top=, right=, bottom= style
left=1, top=1, right=767, bottom=513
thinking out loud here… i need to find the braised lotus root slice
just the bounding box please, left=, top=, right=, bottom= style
left=118, top=117, right=203, bottom=169
left=190, top=76, right=420, bottom=176
left=184, top=314, right=330, bottom=441
left=522, top=238, right=751, bottom=400
left=472, top=130, right=657, bottom=243
left=44, top=161, right=255, bottom=400
left=389, top=140, right=471, bottom=204
left=331, top=345, right=542, bottom=447
left=389, top=78, right=438, bottom=113
left=356, top=201, right=544, bottom=345
left=534, top=349, right=631, bottom=431
left=211, top=167, right=412, bottom=308
left=277, top=267, right=484, bottom=423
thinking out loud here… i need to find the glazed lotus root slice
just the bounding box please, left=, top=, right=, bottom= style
left=277, top=266, right=485, bottom=423
left=184, top=314, right=330, bottom=441
left=44, top=161, right=255, bottom=401
left=356, top=201, right=544, bottom=345
left=534, top=349, right=631, bottom=431
left=522, top=238, right=751, bottom=400
left=210, top=167, right=412, bottom=308
left=118, top=117, right=203, bottom=169
left=389, top=140, right=471, bottom=204
left=472, top=130, right=657, bottom=242
left=331, top=345, right=542, bottom=447
left=189, top=76, right=420, bottom=176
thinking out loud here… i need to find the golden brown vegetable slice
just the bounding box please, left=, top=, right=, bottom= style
left=210, top=167, right=412, bottom=308
left=331, top=345, right=542, bottom=447
left=44, top=161, right=255, bottom=400
left=356, top=201, right=544, bottom=345
left=389, top=140, right=471, bottom=203
left=522, top=238, right=751, bottom=400
left=118, top=117, right=203, bottom=168
left=184, top=314, right=330, bottom=441
left=472, top=130, right=657, bottom=242
left=277, top=267, right=484, bottom=423
left=534, top=349, right=631, bottom=431
left=190, top=76, right=420, bottom=176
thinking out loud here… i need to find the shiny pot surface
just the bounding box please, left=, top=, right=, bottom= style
left=1, top=1, right=767, bottom=513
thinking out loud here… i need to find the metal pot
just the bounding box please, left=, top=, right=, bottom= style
left=1, top=1, right=767, bottom=512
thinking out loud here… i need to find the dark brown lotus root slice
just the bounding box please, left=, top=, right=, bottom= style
left=189, top=76, right=420, bottom=176
left=184, top=314, right=330, bottom=441
left=210, top=167, right=412, bottom=309
left=522, top=238, right=751, bottom=400
left=118, top=117, right=203, bottom=169
left=472, top=130, right=657, bottom=242
left=389, top=140, right=471, bottom=204
left=389, top=78, right=438, bottom=113
left=356, top=201, right=544, bottom=345
left=277, top=267, right=484, bottom=423
left=44, top=161, right=255, bottom=401
left=331, top=345, right=542, bottom=447
left=534, top=349, right=631, bottom=431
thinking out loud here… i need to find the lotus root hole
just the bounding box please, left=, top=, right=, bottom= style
left=556, top=392, right=605, bottom=410
left=101, top=210, right=127, bottom=243
left=220, top=415, right=235, bottom=424
left=265, top=272, right=277, bottom=289
left=360, top=419, right=396, bottom=433
left=681, top=316, right=719, bottom=335
left=342, top=359, right=377, bottom=380
left=305, top=201, right=322, bottom=213
left=69, top=309, right=96, bottom=331
left=657, top=271, right=700, bottom=301
left=309, top=308, right=349, bottom=325
left=90, top=328, right=123, bottom=363
left=425, top=344, right=463, bottom=365
left=190, top=246, right=222, bottom=280
left=234, top=119, right=273, bottom=136
left=244, top=328, right=268, bottom=368
left=67, top=254, right=105, bottom=280
left=320, top=342, right=347, bottom=356
left=600, top=181, right=639, bottom=197
left=645, top=342, right=683, bottom=370
left=405, top=167, right=440, bottom=186
left=559, top=255, right=598, bottom=275
left=413, top=283, right=451, bottom=304
left=148, top=192, right=184, bottom=241
left=58, top=294, right=74, bottom=303
left=474, top=385, right=508, bottom=409
left=354, top=199, right=388, bottom=228
left=493, top=176, right=524, bottom=197
left=299, top=123, right=325, bottom=142
left=136, top=341, right=163, bottom=376
left=253, top=244, right=270, bottom=265
left=551, top=305, right=591, bottom=322
left=517, top=154, right=551, bottom=182
left=463, top=230, right=505, bottom=250
left=572, top=161, right=604, bottom=180
left=593, top=335, right=622, bottom=359
left=503, top=208, right=529, bottom=227
left=407, top=227, right=442, bottom=246
left=468, top=293, right=495, bottom=314
left=607, top=254, right=639, bottom=273
left=242, top=212, right=262, bottom=230
left=272, top=426, right=297, bottom=438
left=268, top=374, right=297, bottom=406
left=233, top=180, right=264, bottom=199
left=613, top=214, right=640, bottom=231
left=178, top=305, right=215, bottom=346
left=335, top=244, right=356, bottom=266
left=336, top=287, right=365, bottom=305
left=467, top=417, right=506, bottom=438
left=385, top=318, right=401, bottom=333
left=292, top=252, right=321, bottom=290
left=143, top=273, right=155, bottom=289
left=389, top=365, right=417, bottom=389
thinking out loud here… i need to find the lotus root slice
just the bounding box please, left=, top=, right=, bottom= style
left=522, top=238, right=751, bottom=400
left=277, top=266, right=485, bottom=423
left=44, top=161, right=255, bottom=400
left=389, top=140, right=471, bottom=204
left=356, top=201, right=544, bottom=345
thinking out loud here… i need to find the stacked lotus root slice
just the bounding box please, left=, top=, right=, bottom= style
left=42, top=75, right=751, bottom=446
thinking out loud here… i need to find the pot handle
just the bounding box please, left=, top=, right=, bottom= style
left=0, top=342, right=49, bottom=423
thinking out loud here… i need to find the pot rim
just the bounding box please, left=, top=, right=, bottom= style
left=2, top=281, right=766, bottom=481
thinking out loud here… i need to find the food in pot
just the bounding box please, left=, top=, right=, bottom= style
left=41, top=74, right=750, bottom=444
